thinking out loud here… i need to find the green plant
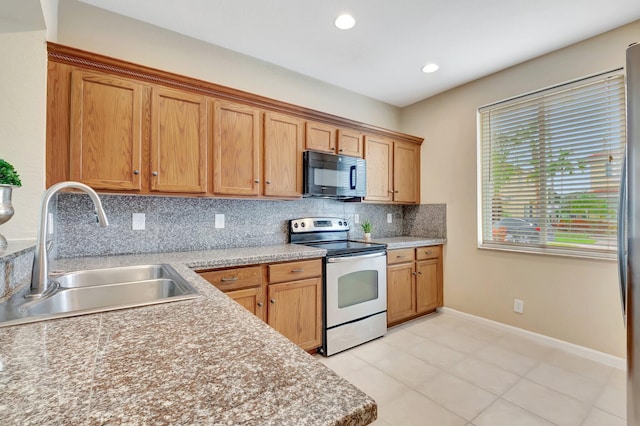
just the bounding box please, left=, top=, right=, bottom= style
left=361, top=220, right=373, bottom=234
left=0, top=159, right=21, bottom=186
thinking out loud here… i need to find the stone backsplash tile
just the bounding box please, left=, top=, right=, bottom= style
left=403, top=204, right=447, bottom=238
left=55, top=194, right=445, bottom=258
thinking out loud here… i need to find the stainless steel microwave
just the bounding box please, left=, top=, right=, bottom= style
left=303, top=151, right=366, bottom=199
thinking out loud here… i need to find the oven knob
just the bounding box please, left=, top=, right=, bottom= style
left=294, top=223, right=298, bottom=228
left=301, top=222, right=306, bottom=227
left=338, top=221, right=343, bottom=226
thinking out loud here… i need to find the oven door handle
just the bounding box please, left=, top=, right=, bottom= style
left=327, top=252, right=386, bottom=263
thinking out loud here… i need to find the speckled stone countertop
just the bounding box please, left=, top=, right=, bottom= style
left=369, top=236, right=446, bottom=250
left=0, top=244, right=377, bottom=425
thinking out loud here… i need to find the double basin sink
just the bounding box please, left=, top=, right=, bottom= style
left=0, top=264, right=200, bottom=327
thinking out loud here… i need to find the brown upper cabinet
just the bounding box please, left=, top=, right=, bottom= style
left=69, top=70, right=144, bottom=191
left=305, top=121, right=364, bottom=158
left=151, top=88, right=208, bottom=193
left=212, top=100, right=261, bottom=196
left=47, top=43, right=423, bottom=200
left=263, top=112, right=304, bottom=197
left=364, top=135, right=420, bottom=204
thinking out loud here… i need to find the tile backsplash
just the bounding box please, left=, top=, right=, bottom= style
left=55, top=193, right=446, bottom=258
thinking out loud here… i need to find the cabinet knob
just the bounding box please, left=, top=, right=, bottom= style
left=417, top=271, right=423, bottom=275
left=291, top=269, right=304, bottom=273
left=270, top=299, right=276, bottom=304
left=257, top=302, right=263, bottom=307
left=220, top=276, right=238, bottom=282
left=412, top=271, right=418, bottom=276
left=152, top=171, right=158, bottom=176
left=389, top=190, right=394, bottom=193
left=394, top=190, right=399, bottom=193
left=266, top=180, right=271, bottom=185
left=254, top=179, right=260, bottom=183
left=425, top=250, right=432, bottom=255
left=339, top=148, right=343, bottom=152
left=133, top=169, right=140, bottom=175
left=331, top=147, right=336, bottom=151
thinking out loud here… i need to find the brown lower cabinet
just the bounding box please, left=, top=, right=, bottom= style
left=198, top=258, right=322, bottom=351
left=387, top=245, right=443, bottom=327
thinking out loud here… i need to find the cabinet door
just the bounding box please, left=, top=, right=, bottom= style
left=268, top=277, right=322, bottom=351
left=70, top=70, right=143, bottom=191
left=364, top=135, right=393, bottom=202
left=213, top=100, right=261, bottom=195
left=150, top=88, right=207, bottom=193
left=393, top=142, right=420, bottom=203
left=387, top=262, right=416, bottom=325
left=226, top=287, right=266, bottom=322
left=415, top=259, right=440, bottom=314
left=264, top=112, right=303, bottom=197
left=337, top=129, right=363, bottom=158
left=305, top=121, right=337, bottom=154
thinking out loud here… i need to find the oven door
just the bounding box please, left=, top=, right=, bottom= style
left=325, top=251, right=387, bottom=328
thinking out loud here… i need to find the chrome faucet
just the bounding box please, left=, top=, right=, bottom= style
left=30, top=181, right=109, bottom=297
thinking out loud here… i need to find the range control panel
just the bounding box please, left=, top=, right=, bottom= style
left=290, top=217, right=350, bottom=233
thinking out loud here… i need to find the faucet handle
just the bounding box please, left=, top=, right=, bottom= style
left=46, top=240, right=54, bottom=253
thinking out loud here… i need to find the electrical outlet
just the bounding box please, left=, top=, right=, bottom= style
left=354, top=214, right=360, bottom=224
left=387, top=213, right=393, bottom=224
left=513, top=298, right=524, bottom=314
left=132, top=213, right=145, bottom=230
left=215, top=214, right=225, bottom=229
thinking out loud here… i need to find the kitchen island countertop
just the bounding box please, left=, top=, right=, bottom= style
left=0, top=244, right=377, bottom=425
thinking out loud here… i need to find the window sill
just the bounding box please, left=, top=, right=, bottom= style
left=478, top=243, right=617, bottom=261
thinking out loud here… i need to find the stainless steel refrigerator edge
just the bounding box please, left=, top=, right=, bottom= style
left=622, top=42, right=640, bottom=426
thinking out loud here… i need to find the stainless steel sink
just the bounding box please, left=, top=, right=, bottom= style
left=0, top=264, right=200, bottom=327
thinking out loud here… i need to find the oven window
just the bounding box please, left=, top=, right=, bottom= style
left=338, top=270, right=379, bottom=308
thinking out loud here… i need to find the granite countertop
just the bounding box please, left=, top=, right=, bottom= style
left=369, top=236, right=446, bottom=250
left=0, top=244, right=377, bottom=425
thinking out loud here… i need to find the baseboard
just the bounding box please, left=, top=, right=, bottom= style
left=438, top=307, right=626, bottom=370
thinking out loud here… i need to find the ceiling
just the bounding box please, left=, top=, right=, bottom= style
left=70, top=1, right=640, bottom=107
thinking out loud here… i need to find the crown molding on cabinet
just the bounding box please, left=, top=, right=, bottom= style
left=47, top=42, right=423, bottom=146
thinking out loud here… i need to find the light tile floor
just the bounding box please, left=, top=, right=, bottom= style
left=317, top=312, right=626, bottom=426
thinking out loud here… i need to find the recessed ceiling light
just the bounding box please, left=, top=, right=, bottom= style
left=422, top=63, right=439, bottom=73
left=335, top=14, right=356, bottom=30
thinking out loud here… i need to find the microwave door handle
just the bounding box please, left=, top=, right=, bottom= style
left=350, top=165, right=356, bottom=190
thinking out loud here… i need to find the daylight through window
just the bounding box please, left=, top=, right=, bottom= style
left=478, top=70, right=626, bottom=258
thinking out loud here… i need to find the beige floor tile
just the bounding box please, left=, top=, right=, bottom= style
left=475, top=345, right=539, bottom=375
left=403, top=318, right=447, bottom=339
left=448, top=357, right=520, bottom=395
left=415, top=371, right=497, bottom=421
left=581, top=407, right=626, bottom=426
left=380, top=390, right=467, bottom=426
left=525, top=363, right=604, bottom=404
left=406, top=338, right=467, bottom=369
left=429, top=329, right=489, bottom=355
left=372, top=350, right=441, bottom=388
left=340, top=365, right=411, bottom=405
left=472, top=399, right=555, bottom=426
left=543, top=349, right=613, bottom=385
left=349, top=339, right=400, bottom=365
left=496, top=333, right=555, bottom=359
left=454, top=320, right=506, bottom=343
left=381, top=328, right=429, bottom=351
left=317, top=351, right=369, bottom=377
left=503, top=379, right=590, bottom=426
left=594, top=381, right=626, bottom=419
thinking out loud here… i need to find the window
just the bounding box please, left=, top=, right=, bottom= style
left=478, top=70, right=626, bottom=258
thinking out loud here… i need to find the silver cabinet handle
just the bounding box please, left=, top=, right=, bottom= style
left=291, top=269, right=304, bottom=273
left=257, top=302, right=263, bottom=307
left=388, top=190, right=394, bottom=193
left=266, top=180, right=271, bottom=184
left=152, top=171, right=158, bottom=176
left=412, top=272, right=417, bottom=276
left=254, top=179, right=260, bottom=183
left=270, top=299, right=275, bottom=304
left=220, top=276, right=238, bottom=282
left=133, top=169, right=140, bottom=175
left=417, top=271, right=423, bottom=275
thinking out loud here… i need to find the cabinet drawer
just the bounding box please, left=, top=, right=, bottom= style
left=415, top=245, right=441, bottom=260
left=198, top=265, right=263, bottom=292
left=268, top=259, right=322, bottom=283
left=387, top=248, right=415, bottom=264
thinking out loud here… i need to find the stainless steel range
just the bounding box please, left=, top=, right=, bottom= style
left=290, top=217, right=387, bottom=356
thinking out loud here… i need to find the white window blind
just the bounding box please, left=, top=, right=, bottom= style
left=478, top=71, right=626, bottom=258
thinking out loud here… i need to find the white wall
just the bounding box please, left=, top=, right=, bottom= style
left=56, top=0, right=401, bottom=131
left=0, top=30, right=47, bottom=242
left=400, top=21, right=640, bottom=357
